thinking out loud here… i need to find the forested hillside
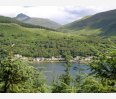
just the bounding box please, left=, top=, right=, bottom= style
left=0, top=22, right=115, bottom=58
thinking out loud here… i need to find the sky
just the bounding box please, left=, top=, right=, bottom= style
left=0, top=0, right=116, bottom=24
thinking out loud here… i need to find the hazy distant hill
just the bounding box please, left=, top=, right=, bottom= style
left=0, top=15, right=57, bottom=31
left=15, top=13, right=61, bottom=29
left=59, top=9, right=116, bottom=36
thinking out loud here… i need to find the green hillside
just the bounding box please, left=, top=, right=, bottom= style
left=0, top=11, right=116, bottom=58
left=15, top=13, right=61, bottom=29
left=0, top=9, right=116, bottom=93
left=0, top=23, right=115, bottom=58
left=0, top=16, right=56, bottom=31
left=59, top=9, right=116, bottom=36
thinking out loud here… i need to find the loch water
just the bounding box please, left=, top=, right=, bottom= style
left=32, top=62, right=90, bottom=84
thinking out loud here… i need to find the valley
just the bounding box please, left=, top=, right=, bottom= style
left=0, top=8, right=116, bottom=93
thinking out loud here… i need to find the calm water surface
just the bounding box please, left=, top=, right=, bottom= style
left=32, top=62, right=90, bottom=84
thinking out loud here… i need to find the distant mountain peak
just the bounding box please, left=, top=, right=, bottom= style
left=16, top=13, right=30, bottom=21
left=16, top=13, right=29, bottom=17
left=15, top=13, right=61, bottom=29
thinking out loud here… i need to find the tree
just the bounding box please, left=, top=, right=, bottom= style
left=52, top=54, right=73, bottom=93
left=89, top=50, right=116, bottom=92
left=90, top=51, right=116, bottom=80
left=74, top=56, right=86, bottom=92
left=0, top=45, right=47, bottom=93
left=0, top=53, right=31, bottom=92
left=80, top=76, right=106, bottom=93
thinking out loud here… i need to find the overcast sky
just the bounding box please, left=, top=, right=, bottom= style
left=0, top=0, right=116, bottom=24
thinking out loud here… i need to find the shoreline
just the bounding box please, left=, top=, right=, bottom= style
left=14, top=54, right=93, bottom=64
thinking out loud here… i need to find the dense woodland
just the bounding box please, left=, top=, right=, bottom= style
left=0, top=9, right=116, bottom=92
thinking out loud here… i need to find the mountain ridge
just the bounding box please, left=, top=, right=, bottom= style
left=59, top=9, right=116, bottom=36
left=0, top=15, right=58, bottom=31
left=15, top=13, right=61, bottom=29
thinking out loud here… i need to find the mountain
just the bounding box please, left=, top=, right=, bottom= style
left=59, top=9, right=116, bottom=36
left=15, top=13, right=61, bottom=29
left=15, top=13, right=30, bottom=21
left=0, top=14, right=115, bottom=58
left=0, top=15, right=57, bottom=31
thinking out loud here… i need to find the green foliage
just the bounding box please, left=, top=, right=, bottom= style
left=90, top=51, right=116, bottom=80
left=0, top=23, right=115, bottom=58
left=0, top=47, right=47, bottom=93
left=0, top=46, right=116, bottom=93
left=87, top=50, right=116, bottom=92
left=52, top=81, right=74, bottom=93
left=52, top=55, right=73, bottom=93
left=80, top=76, right=106, bottom=93
left=0, top=49, right=7, bottom=61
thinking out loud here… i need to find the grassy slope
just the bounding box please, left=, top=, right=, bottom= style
left=59, top=9, right=116, bottom=36
left=22, top=18, right=61, bottom=29
left=15, top=13, right=61, bottom=29
left=0, top=16, right=56, bottom=31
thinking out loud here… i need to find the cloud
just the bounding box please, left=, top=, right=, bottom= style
left=57, top=7, right=97, bottom=24
left=63, top=7, right=95, bottom=16
left=0, top=6, right=115, bottom=24
left=23, top=6, right=33, bottom=8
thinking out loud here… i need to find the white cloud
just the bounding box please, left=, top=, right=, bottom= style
left=0, top=6, right=116, bottom=24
